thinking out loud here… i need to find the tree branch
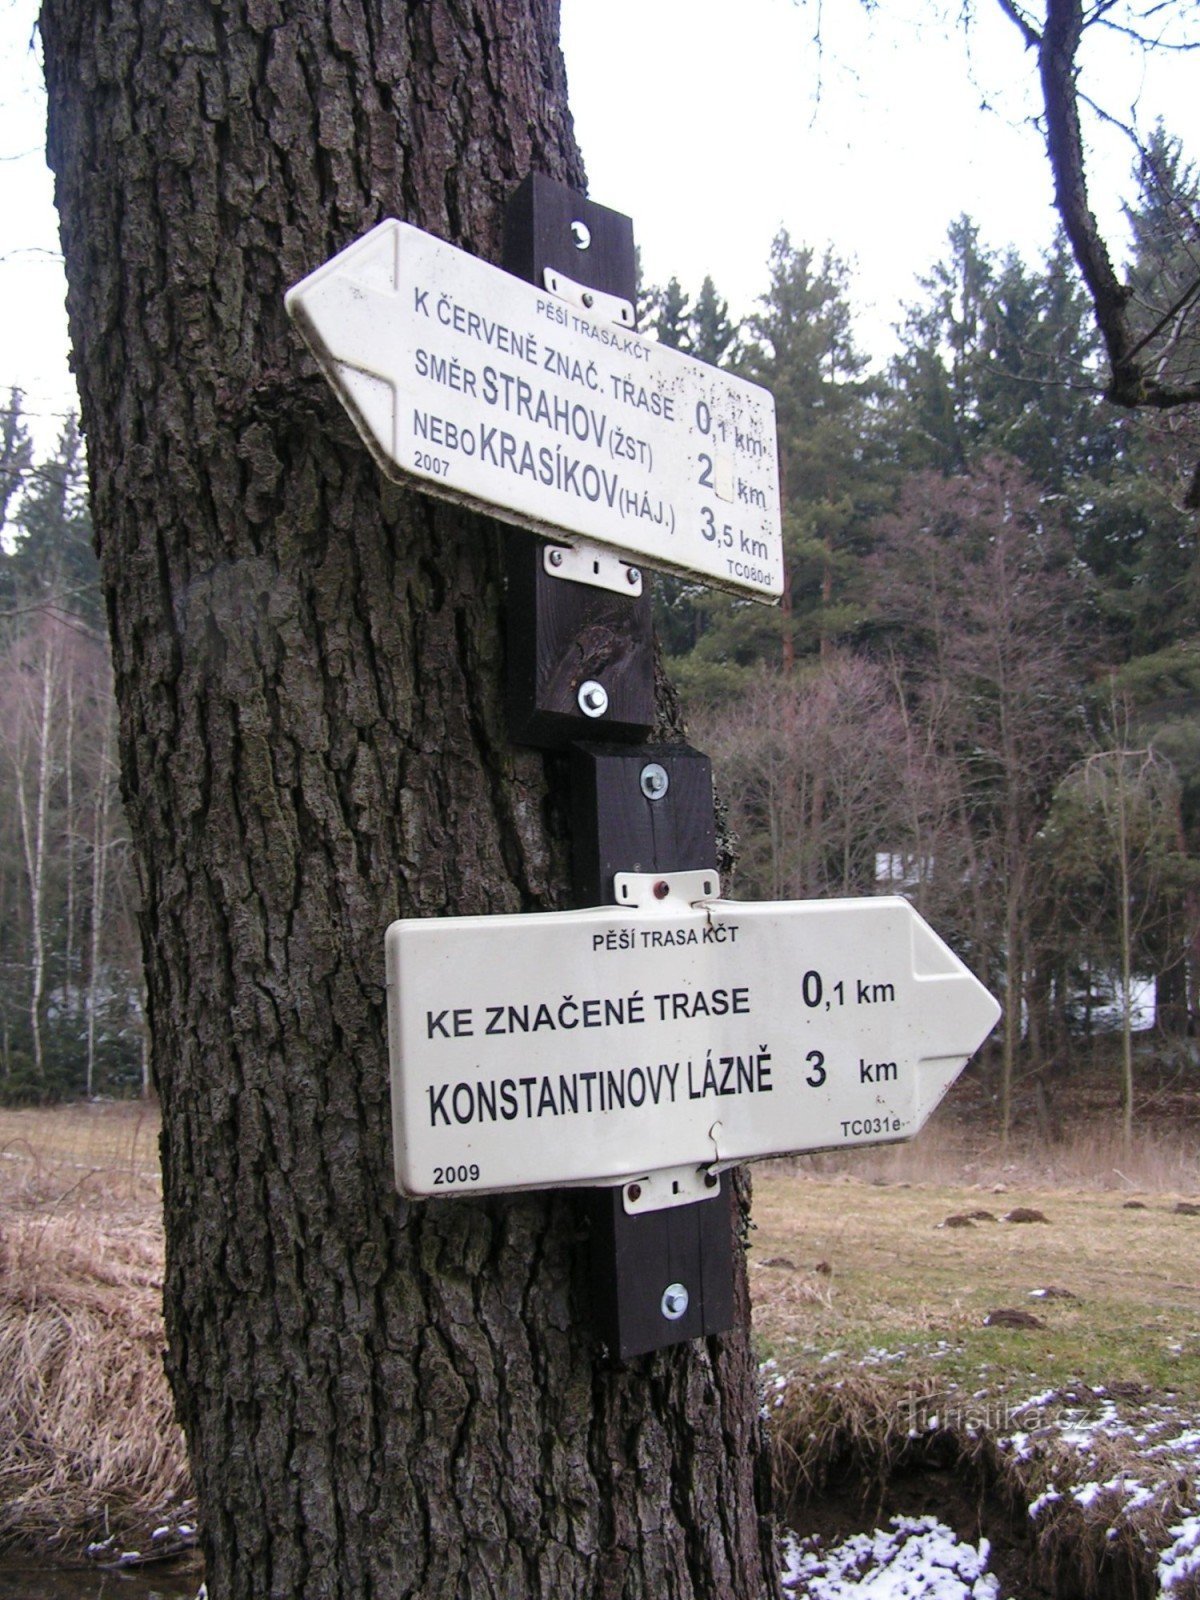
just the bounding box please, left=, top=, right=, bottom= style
left=1027, top=0, right=1200, bottom=408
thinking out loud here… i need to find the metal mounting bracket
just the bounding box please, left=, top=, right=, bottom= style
left=542, top=266, right=636, bottom=328
left=613, top=869, right=721, bottom=912
left=615, top=1165, right=722, bottom=1215
left=544, top=540, right=643, bottom=596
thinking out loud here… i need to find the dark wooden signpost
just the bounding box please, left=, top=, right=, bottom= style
left=507, top=174, right=732, bottom=1357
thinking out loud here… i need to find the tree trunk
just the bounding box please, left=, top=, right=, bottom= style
left=41, top=3, right=779, bottom=1597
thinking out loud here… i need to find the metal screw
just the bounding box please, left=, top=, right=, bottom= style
left=626, top=566, right=641, bottom=586
left=653, top=880, right=670, bottom=900
left=661, top=1282, right=689, bottom=1321
left=571, top=221, right=591, bottom=251
left=582, top=291, right=595, bottom=309
left=577, top=680, right=609, bottom=718
left=640, top=763, right=669, bottom=802
left=548, top=547, right=564, bottom=567
left=704, top=1172, right=719, bottom=1190
left=627, top=1183, right=642, bottom=1203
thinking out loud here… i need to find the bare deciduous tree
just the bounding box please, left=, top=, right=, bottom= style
left=869, top=456, right=1087, bottom=1141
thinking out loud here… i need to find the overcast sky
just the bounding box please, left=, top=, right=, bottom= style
left=1, top=0, right=1195, bottom=452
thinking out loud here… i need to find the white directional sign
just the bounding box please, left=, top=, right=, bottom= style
left=286, top=221, right=783, bottom=599
left=386, top=874, right=1000, bottom=1204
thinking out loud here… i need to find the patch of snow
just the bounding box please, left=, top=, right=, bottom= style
left=1159, top=1517, right=1200, bottom=1594
left=1159, top=1429, right=1200, bottom=1454
left=860, top=1346, right=909, bottom=1366
left=782, top=1514, right=1002, bottom=1599
left=1012, top=1390, right=1058, bottom=1413
left=1027, top=1489, right=1062, bottom=1519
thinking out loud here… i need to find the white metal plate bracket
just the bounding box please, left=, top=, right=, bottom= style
left=617, top=1165, right=722, bottom=1214
left=613, top=869, right=720, bottom=911
left=542, top=267, right=635, bottom=328
left=543, top=540, right=643, bottom=596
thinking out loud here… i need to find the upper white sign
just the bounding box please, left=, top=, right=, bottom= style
left=385, top=874, right=1000, bottom=1203
left=286, top=221, right=783, bottom=600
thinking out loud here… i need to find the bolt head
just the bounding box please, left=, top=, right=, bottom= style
left=626, top=566, right=641, bottom=586
left=548, top=547, right=564, bottom=566
left=640, top=763, right=669, bottom=802
left=570, top=221, right=592, bottom=251
left=581, top=290, right=595, bottom=309
left=653, top=880, right=670, bottom=900
left=661, top=1282, right=689, bottom=1321
left=577, top=680, right=609, bottom=718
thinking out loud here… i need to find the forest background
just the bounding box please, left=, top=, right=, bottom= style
left=0, top=125, right=1196, bottom=1143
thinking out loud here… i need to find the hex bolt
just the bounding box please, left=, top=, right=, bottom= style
left=548, top=547, right=564, bottom=567
left=577, top=680, right=609, bottom=718
left=640, top=763, right=669, bottom=802
left=626, top=566, right=641, bottom=586
left=661, top=1282, right=689, bottom=1321
left=571, top=221, right=592, bottom=251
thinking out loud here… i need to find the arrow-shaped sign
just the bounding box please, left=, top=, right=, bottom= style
left=286, top=220, right=783, bottom=599
left=386, top=874, right=1000, bottom=1203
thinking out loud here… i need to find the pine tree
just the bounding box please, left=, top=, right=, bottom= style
left=689, top=275, right=737, bottom=367
left=1080, top=127, right=1200, bottom=661
left=975, top=234, right=1113, bottom=494
left=0, top=390, right=34, bottom=544
left=647, top=274, right=691, bottom=349
left=889, top=216, right=995, bottom=474
left=1124, top=122, right=1200, bottom=397
left=0, top=390, right=35, bottom=610
left=669, top=236, right=885, bottom=698
left=8, top=416, right=101, bottom=625
left=737, top=234, right=880, bottom=671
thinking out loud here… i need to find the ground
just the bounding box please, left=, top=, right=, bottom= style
left=751, top=1051, right=1200, bottom=1597
left=2, top=1050, right=1199, bottom=1596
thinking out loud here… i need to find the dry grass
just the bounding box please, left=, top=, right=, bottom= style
left=4, top=1097, right=1199, bottom=1582
left=0, top=1102, right=162, bottom=1210
left=789, top=1105, right=1200, bottom=1195
left=0, top=1102, right=189, bottom=1553
left=751, top=1165, right=1200, bottom=1374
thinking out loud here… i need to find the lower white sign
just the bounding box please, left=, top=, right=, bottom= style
left=385, top=877, right=1000, bottom=1201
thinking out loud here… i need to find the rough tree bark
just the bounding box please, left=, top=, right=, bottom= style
left=40, top=3, right=779, bottom=1597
